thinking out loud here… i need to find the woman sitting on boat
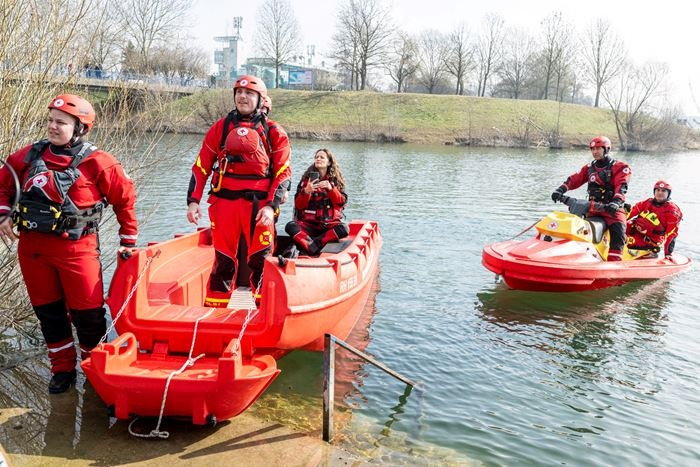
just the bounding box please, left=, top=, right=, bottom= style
left=285, top=148, right=348, bottom=256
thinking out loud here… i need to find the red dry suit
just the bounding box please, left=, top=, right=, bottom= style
left=284, top=173, right=348, bottom=255
left=626, top=198, right=682, bottom=256
left=560, top=156, right=631, bottom=260
left=0, top=140, right=137, bottom=374
left=187, top=111, right=291, bottom=307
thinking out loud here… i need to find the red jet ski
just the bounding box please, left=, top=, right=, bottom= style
left=482, top=196, right=692, bottom=292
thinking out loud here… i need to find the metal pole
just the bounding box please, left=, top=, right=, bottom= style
left=322, top=334, right=335, bottom=442
left=333, top=336, right=417, bottom=387
left=322, top=333, right=419, bottom=444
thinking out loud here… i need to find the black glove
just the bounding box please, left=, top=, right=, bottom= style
left=605, top=201, right=621, bottom=215
left=551, top=185, right=566, bottom=203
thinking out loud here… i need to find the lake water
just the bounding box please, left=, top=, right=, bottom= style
left=3, top=135, right=700, bottom=465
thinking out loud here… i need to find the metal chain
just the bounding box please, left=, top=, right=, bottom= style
left=230, top=273, right=263, bottom=357
left=128, top=306, right=217, bottom=439
left=99, top=250, right=161, bottom=345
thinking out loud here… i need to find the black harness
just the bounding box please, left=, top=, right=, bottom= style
left=16, top=140, right=105, bottom=240
left=587, top=158, right=616, bottom=203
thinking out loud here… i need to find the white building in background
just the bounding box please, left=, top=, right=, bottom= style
left=213, top=17, right=243, bottom=88
left=678, top=116, right=700, bottom=130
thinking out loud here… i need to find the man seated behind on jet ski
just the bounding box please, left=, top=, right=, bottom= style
left=551, top=136, right=631, bottom=261
left=626, top=180, right=682, bottom=260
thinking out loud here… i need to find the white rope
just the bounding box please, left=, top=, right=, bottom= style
left=127, top=269, right=264, bottom=438
left=128, top=306, right=217, bottom=439
left=99, top=250, right=161, bottom=345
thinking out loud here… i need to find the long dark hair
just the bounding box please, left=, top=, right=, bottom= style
left=302, top=148, right=345, bottom=191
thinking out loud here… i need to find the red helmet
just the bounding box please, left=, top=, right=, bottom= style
left=262, top=95, right=272, bottom=114
left=48, top=94, right=95, bottom=131
left=234, top=74, right=267, bottom=99
left=654, top=180, right=672, bottom=198
left=589, top=136, right=612, bottom=151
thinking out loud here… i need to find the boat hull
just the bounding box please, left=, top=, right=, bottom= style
left=483, top=237, right=692, bottom=292
left=81, top=333, right=279, bottom=424
left=101, top=220, right=382, bottom=355
left=83, top=220, right=381, bottom=423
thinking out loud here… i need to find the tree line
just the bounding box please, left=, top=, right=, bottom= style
left=10, top=0, right=210, bottom=84
left=256, top=0, right=686, bottom=150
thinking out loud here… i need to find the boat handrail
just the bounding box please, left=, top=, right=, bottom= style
left=322, top=333, right=418, bottom=443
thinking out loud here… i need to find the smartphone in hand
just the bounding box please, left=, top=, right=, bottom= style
left=309, top=171, right=320, bottom=183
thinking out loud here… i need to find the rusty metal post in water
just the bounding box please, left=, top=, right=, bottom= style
left=322, top=333, right=417, bottom=443
left=322, top=333, right=335, bottom=442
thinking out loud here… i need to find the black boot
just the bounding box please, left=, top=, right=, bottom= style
left=49, top=370, right=77, bottom=394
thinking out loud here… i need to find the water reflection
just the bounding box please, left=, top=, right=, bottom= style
left=249, top=275, right=382, bottom=436
left=476, top=279, right=670, bottom=329
left=475, top=279, right=675, bottom=441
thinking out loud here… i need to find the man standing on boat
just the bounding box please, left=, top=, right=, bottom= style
left=186, top=75, right=291, bottom=307
left=551, top=136, right=631, bottom=261
left=626, top=180, right=682, bottom=260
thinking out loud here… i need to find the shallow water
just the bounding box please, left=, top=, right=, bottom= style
left=2, top=137, right=700, bottom=465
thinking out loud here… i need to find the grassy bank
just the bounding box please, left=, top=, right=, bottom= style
left=167, top=89, right=694, bottom=149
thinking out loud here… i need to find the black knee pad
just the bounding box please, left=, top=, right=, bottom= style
left=334, top=223, right=349, bottom=239
left=33, top=300, right=71, bottom=344
left=69, top=307, right=107, bottom=350
left=285, top=221, right=301, bottom=236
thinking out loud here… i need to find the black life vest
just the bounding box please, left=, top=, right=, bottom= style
left=16, top=140, right=105, bottom=240
left=587, top=158, right=616, bottom=203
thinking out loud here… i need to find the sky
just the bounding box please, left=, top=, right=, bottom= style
left=190, top=0, right=700, bottom=114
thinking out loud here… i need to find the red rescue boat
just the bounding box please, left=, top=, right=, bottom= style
left=482, top=197, right=691, bottom=292
left=82, top=220, right=382, bottom=424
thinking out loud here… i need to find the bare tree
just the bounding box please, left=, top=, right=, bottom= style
left=537, top=11, right=568, bottom=100
left=332, top=0, right=393, bottom=90
left=255, top=0, right=301, bottom=88
left=444, top=24, right=474, bottom=95
left=386, top=31, right=419, bottom=93
left=552, top=31, right=577, bottom=102
left=475, top=13, right=505, bottom=97
left=498, top=27, right=535, bottom=99
left=581, top=18, right=627, bottom=107
left=83, top=0, right=123, bottom=73
left=416, top=30, right=449, bottom=94
left=174, top=45, right=209, bottom=85
left=603, top=62, right=669, bottom=150
left=1, top=0, right=179, bottom=338
left=115, top=0, right=190, bottom=71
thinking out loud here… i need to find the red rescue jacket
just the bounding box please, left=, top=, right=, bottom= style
left=188, top=112, right=291, bottom=209
left=627, top=198, right=682, bottom=255
left=294, top=174, right=346, bottom=226
left=563, top=157, right=632, bottom=204
left=0, top=141, right=138, bottom=246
